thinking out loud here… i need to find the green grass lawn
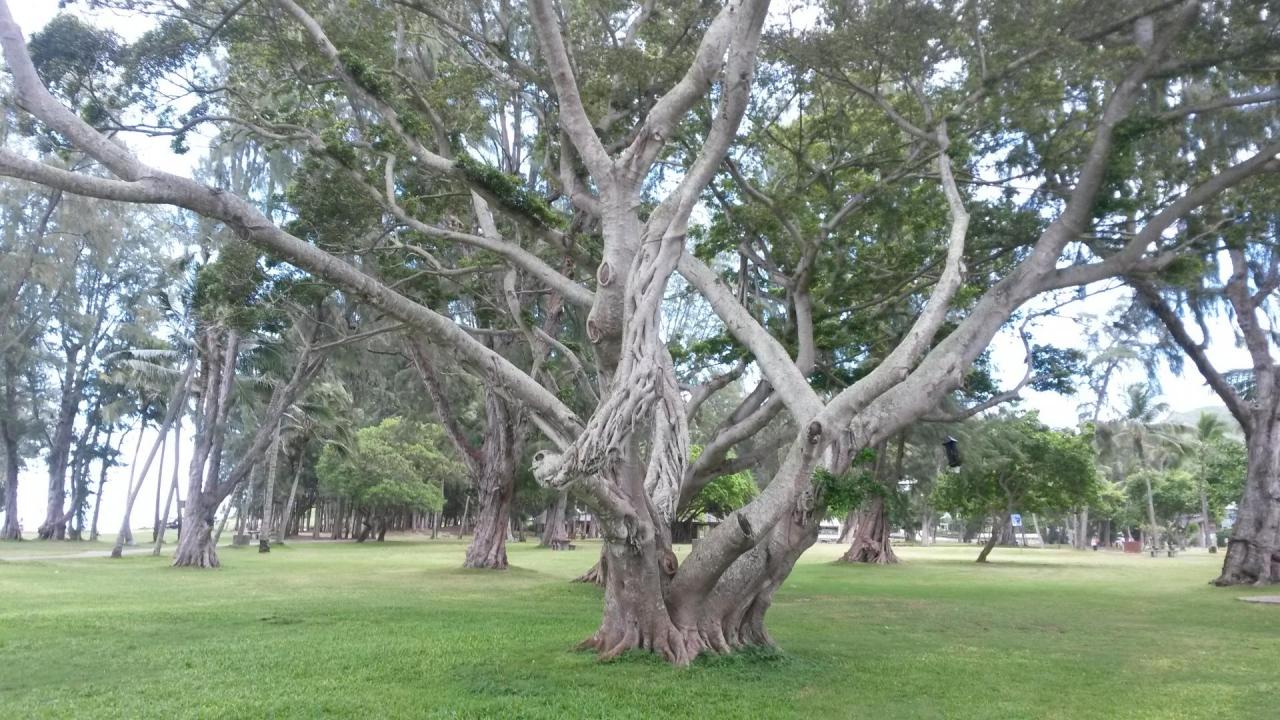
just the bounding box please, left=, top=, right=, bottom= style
left=1, top=538, right=1277, bottom=719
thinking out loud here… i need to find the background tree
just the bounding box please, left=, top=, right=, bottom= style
left=315, top=417, right=456, bottom=541
left=934, top=413, right=1098, bottom=562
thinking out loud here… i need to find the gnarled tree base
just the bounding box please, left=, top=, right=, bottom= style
left=172, top=527, right=219, bottom=568
left=839, top=538, right=898, bottom=564
left=839, top=496, right=898, bottom=564
left=463, top=494, right=510, bottom=570
left=572, top=555, right=606, bottom=585
left=1213, top=540, right=1280, bottom=586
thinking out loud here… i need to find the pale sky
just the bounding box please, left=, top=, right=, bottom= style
left=1, top=1, right=1247, bottom=534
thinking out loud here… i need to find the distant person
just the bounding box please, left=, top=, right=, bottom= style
left=1090, top=535, right=1099, bottom=551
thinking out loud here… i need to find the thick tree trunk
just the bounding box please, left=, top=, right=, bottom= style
left=918, top=503, right=933, bottom=546
left=672, top=503, right=822, bottom=659
left=540, top=491, right=569, bottom=548
left=1, top=358, right=21, bottom=540
left=839, top=495, right=898, bottom=564
left=576, top=515, right=689, bottom=662
left=1, top=416, right=19, bottom=540
left=1, top=452, right=18, bottom=540
left=463, top=391, right=520, bottom=569
left=464, top=474, right=513, bottom=568
left=840, top=438, right=901, bottom=564
left=1215, top=414, right=1280, bottom=585
left=172, top=499, right=219, bottom=568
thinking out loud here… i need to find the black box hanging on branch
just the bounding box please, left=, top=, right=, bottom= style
left=942, top=436, right=962, bottom=469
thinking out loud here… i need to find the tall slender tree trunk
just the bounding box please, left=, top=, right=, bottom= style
left=115, top=432, right=165, bottom=551
left=213, top=496, right=234, bottom=545
left=457, top=496, right=470, bottom=539
left=87, top=429, right=117, bottom=541
left=1142, top=472, right=1160, bottom=551
left=118, top=426, right=147, bottom=546
left=152, top=423, right=182, bottom=555
left=38, top=347, right=81, bottom=540
left=1198, top=478, right=1214, bottom=550
left=112, top=363, right=193, bottom=558
left=977, top=511, right=1010, bottom=563
left=276, top=449, right=305, bottom=544
left=173, top=330, right=238, bottom=568
left=1215, top=412, right=1280, bottom=585
left=258, top=421, right=282, bottom=553
left=1, top=366, right=21, bottom=540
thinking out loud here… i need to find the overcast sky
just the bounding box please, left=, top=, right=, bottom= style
left=2, top=1, right=1247, bottom=534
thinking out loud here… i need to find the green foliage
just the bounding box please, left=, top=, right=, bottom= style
left=1029, top=344, right=1087, bottom=394
left=933, top=413, right=1098, bottom=519
left=683, top=472, right=757, bottom=521
left=191, top=240, right=267, bottom=330
left=1199, top=436, right=1247, bottom=515
left=814, top=462, right=883, bottom=516
left=453, top=155, right=564, bottom=229
left=337, top=49, right=393, bottom=97
left=315, top=417, right=458, bottom=517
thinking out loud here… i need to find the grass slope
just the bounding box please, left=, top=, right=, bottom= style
left=1, top=539, right=1277, bottom=719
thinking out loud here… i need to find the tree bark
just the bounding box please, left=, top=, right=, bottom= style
left=171, top=497, right=219, bottom=568
left=1215, top=413, right=1280, bottom=585
left=276, top=448, right=305, bottom=544
left=38, top=345, right=82, bottom=539
left=87, top=429, right=118, bottom=542
left=1142, top=472, right=1160, bottom=551
left=540, top=491, right=569, bottom=547
left=463, top=391, right=521, bottom=569
left=258, top=420, right=282, bottom=552
left=0, top=361, right=20, bottom=539
left=839, top=494, right=898, bottom=564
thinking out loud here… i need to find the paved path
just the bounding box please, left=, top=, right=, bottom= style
left=1239, top=595, right=1280, bottom=605
left=0, top=547, right=155, bottom=562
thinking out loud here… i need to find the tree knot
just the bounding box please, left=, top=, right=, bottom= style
left=661, top=548, right=678, bottom=576
left=806, top=421, right=823, bottom=445
left=596, top=261, right=614, bottom=287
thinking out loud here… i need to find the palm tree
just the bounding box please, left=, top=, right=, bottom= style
left=1189, top=412, right=1228, bottom=550
left=1097, top=384, right=1184, bottom=551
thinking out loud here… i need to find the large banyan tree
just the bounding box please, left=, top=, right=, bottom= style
left=2, top=0, right=1278, bottom=661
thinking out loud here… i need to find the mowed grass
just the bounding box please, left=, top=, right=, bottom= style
left=1, top=538, right=1278, bottom=719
